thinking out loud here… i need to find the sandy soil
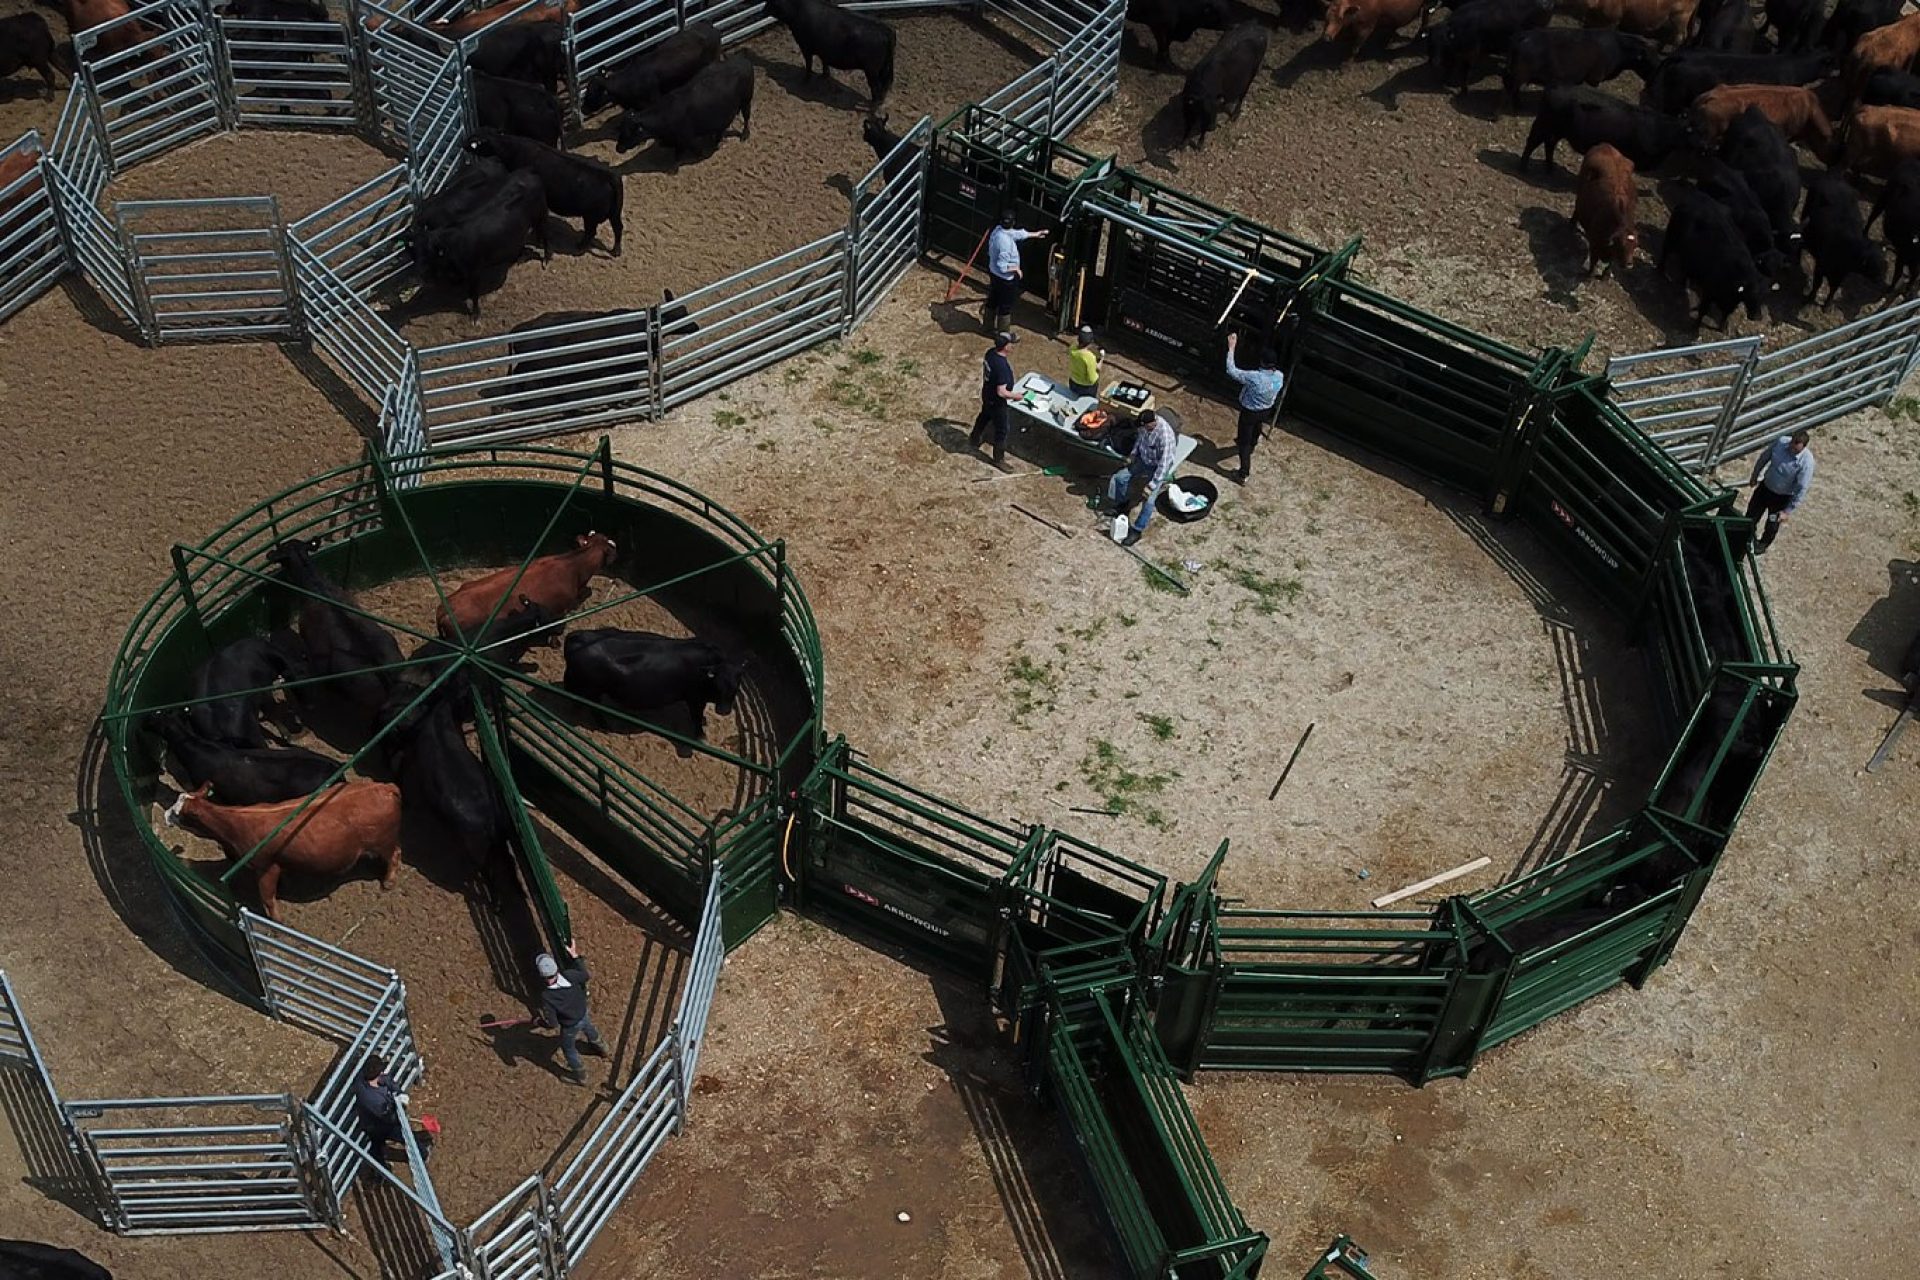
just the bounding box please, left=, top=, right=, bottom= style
left=1, top=7, right=1918, bottom=1280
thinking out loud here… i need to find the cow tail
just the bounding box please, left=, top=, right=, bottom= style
left=874, top=28, right=896, bottom=107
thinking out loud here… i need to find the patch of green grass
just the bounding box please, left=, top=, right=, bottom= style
left=1064, top=615, right=1111, bottom=643
left=812, top=416, right=837, bottom=437
left=1139, top=712, right=1176, bottom=741
left=893, top=356, right=922, bottom=379
left=1080, top=739, right=1177, bottom=831
left=782, top=365, right=808, bottom=387
left=1903, top=490, right=1920, bottom=518
left=755, top=440, right=777, bottom=453
left=714, top=409, right=746, bottom=429
left=1888, top=396, right=1920, bottom=424
left=1141, top=559, right=1187, bottom=594
left=1006, top=647, right=1061, bottom=724
left=1117, top=612, right=1138, bottom=628
left=849, top=347, right=884, bottom=367
left=1214, top=560, right=1305, bottom=615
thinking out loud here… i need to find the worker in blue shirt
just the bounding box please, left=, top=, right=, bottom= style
left=983, top=211, right=1047, bottom=334
left=1224, top=333, right=1285, bottom=483
left=1746, top=430, right=1814, bottom=553
left=970, top=330, right=1019, bottom=467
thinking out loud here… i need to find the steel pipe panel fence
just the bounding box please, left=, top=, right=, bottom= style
left=116, top=196, right=299, bottom=342
left=658, top=231, right=850, bottom=409
left=468, top=1174, right=565, bottom=1280
left=217, top=7, right=360, bottom=127
left=549, top=1035, right=679, bottom=1263
left=672, top=870, right=726, bottom=1084
left=288, top=162, right=415, bottom=293
left=415, top=306, right=657, bottom=445
left=1604, top=336, right=1760, bottom=473
left=357, top=6, right=457, bottom=146
left=980, top=58, right=1054, bottom=137
left=302, top=976, right=423, bottom=1218
left=380, top=349, right=430, bottom=479
left=62, top=1094, right=323, bottom=1233
left=240, top=910, right=401, bottom=1044
left=42, top=91, right=141, bottom=323
left=0, top=133, right=69, bottom=323
left=568, top=0, right=676, bottom=83
left=403, top=50, right=472, bottom=196
left=287, top=230, right=411, bottom=406
left=1048, top=0, right=1121, bottom=136
left=682, top=0, right=780, bottom=43
left=74, top=0, right=227, bottom=173
left=848, top=115, right=931, bottom=326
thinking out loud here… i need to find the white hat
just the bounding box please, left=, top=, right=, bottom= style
left=534, top=953, right=559, bottom=979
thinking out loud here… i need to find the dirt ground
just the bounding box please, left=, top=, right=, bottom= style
left=3, top=7, right=1919, bottom=1280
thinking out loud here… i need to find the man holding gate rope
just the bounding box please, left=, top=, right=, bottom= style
left=535, top=940, right=608, bottom=1086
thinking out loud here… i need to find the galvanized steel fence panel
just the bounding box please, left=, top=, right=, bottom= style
left=0, top=133, right=69, bottom=323
left=218, top=7, right=360, bottom=127
left=116, top=196, right=299, bottom=341
left=682, top=0, right=777, bottom=43
left=848, top=115, right=930, bottom=328
left=674, top=870, right=725, bottom=1084
left=63, top=1094, right=323, bottom=1233
left=303, top=977, right=422, bottom=1218
left=289, top=161, right=415, bottom=293
left=551, top=1034, right=680, bottom=1261
left=980, top=58, right=1053, bottom=137
left=75, top=0, right=227, bottom=172
left=240, top=910, right=400, bottom=1043
left=568, top=0, right=676, bottom=83
left=1604, top=336, right=1761, bottom=473
left=1048, top=0, right=1121, bottom=136
left=287, top=182, right=413, bottom=405
left=415, top=306, right=656, bottom=445
left=403, top=50, right=471, bottom=196
left=469, top=1173, right=565, bottom=1280
left=359, top=7, right=457, bottom=146
left=379, top=350, right=429, bottom=481
left=658, top=231, right=848, bottom=409
left=1724, top=296, right=1920, bottom=460
left=41, top=156, right=140, bottom=322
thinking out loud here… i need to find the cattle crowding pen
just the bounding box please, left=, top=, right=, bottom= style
left=0, top=2, right=1853, bottom=1277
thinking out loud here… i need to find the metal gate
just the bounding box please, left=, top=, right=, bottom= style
left=847, top=115, right=930, bottom=328
left=218, top=2, right=358, bottom=128
left=1721, top=296, right=1920, bottom=463
left=404, top=50, right=472, bottom=197
left=0, top=970, right=99, bottom=1213
left=0, top=132, right=68, bottom=323
left=240, top=909, right=401, bottom=1043
left=356, top=4, right=458, bottom=147
left=63, top=1094, right=325, bottom=1233
left=1604, top=336, right=1762, bottom=474
left=117, top=196, right=299, bottom=342
left=74, top=0, right=227, bottom=172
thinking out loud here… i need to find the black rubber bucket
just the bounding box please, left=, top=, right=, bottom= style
left=1158, top=475, right=1218, bottom=524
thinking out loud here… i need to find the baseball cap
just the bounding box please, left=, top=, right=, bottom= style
left=534, top=953, right=559, bottom=979
left=995, top=330, right=1018, bottom=347
left=999, top=210, right=1016, bottom=228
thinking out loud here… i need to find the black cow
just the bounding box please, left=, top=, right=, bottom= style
left=562, top=628, right=743, bottom=740
left=861, top=111, right=913, bottom=183
left=1698, top=156, right=1787, bottom=275
left=1425, top=0, right=1552, bottom=89
left=1646, top=49, right=1830, bottom=113
left=472, top=70, right=562, bottom=146
left=382, top=692, right=510, bottom=871
left=220, top=0, right=331, bottom=111
left=1520, top=86, right=1687, bottom=170
left=266, top=540, right=406, bottom=719
left=1503, top=29, right=1658, bottom=106
left=414, top=169, right=550, bottom=315
left=1180, top=23, right=1268, bottom=148
left=491, top=291, right=696, bottom=411
left=1689, top=0, right=1759, bottom=54
left=1721, top=105, right=1803, bottom=252
left=762, top=0, right=895, bottom=106
left=1465, top=905, right=1619, bottom=973
left=414, top=155, right=510, bottom=240
left=616, top=55, right=754, bottom=158
left=1866, top=158, right=1920, bottom=289
left=0, top=1239, right=112, bottom=1280
left=467, top=23, right=564, bottom=93
left=1125, top=0, right=1231, bottom=69
left=468, top=129, right=624, bottom=254
left=148, top=710, right=339, bottom=806
left=580, top=20, right=721, bottom=116
left=187, top=634, right=303, bottom=749
left=1822, top=0, right=1903, bottom=53
left=385, top=597, right=556, bottom=730
left=1761, top=0, right=1824, bottom=52
left=1860, top=67, right=1920, bottom=109
left=1651, top=676, right=1786, bottom=829
left=1661, top=188, right=1769, bottom=327
left=1679, top=527, right=1747, bottom=667
left=1801, top=170, right=1885, bottom=303
left=0, top=13, right=63, bottom=98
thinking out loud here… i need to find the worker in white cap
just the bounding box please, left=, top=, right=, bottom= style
left=534, top=941, right=606, bottom=1086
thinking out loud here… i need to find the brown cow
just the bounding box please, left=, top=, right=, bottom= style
left=1842, top=103, right=1920, bottom=173
left=0, top=146, right=44, bottom=243
left=1555, top=0, right=1698, bottom=44
left=1689, top=84, right=1833, bottom=149
left=1847, top=13, right=1920, bottom=99
left=1322, top=0, right=1429, bottom=52
left=40, top=0, right=150, bottom=61
left=437, top=531, right=617, bottom=637
left=165, top=782, right=402, bottom=920
left=1572, top=143, right=1640, bottom=275
left=431, top=0, right=577, bottom=38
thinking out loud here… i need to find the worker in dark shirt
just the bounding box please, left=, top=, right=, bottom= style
left=969, top=329, right=1019, bottom=467
left=535, top=941, right=607, bottom=1086
left=353, top=1055, right=436, bottom=1165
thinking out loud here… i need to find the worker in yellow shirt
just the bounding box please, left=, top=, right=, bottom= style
left=1067, top=326, right=1103, bottom=399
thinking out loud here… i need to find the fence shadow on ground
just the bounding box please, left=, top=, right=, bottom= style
left=924, top=976, right=1117, bottom=1280
left=349, top=1171, right=441, bottom=1280
left=54, top=274, right=139, bottom=343
left=282, top=342, right=381, bottom=438
left=71, top=718, right=253, bottom=1006
left=0, top=1063, right=99, bottom=1221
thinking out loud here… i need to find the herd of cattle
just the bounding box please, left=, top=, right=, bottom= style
left=153, top=533, right=745, bottom=920
left=1140, top=0, right=1920, bottom=327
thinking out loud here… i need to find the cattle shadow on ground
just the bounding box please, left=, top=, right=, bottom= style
left=0, top=79, right=57, bottom=105
left=1137, top=93, right=1189, bottom=172
left=1361, top=59, right=1445, bottom=111
left=1517, top=203, right=1594, bottom=311
left=72, top=721, right=259, bottom=1005
left=1847, top=558, right=1920, bottom=683
left=1270, top=36, right=1351, bottom=90
left=1445, top=84, right=1511, bottom=124
left=1476, top=145, right=1575, bottom=194
left=823, top=171, right=854, bottom=199
left=748, top=51, right=873, bottom=113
